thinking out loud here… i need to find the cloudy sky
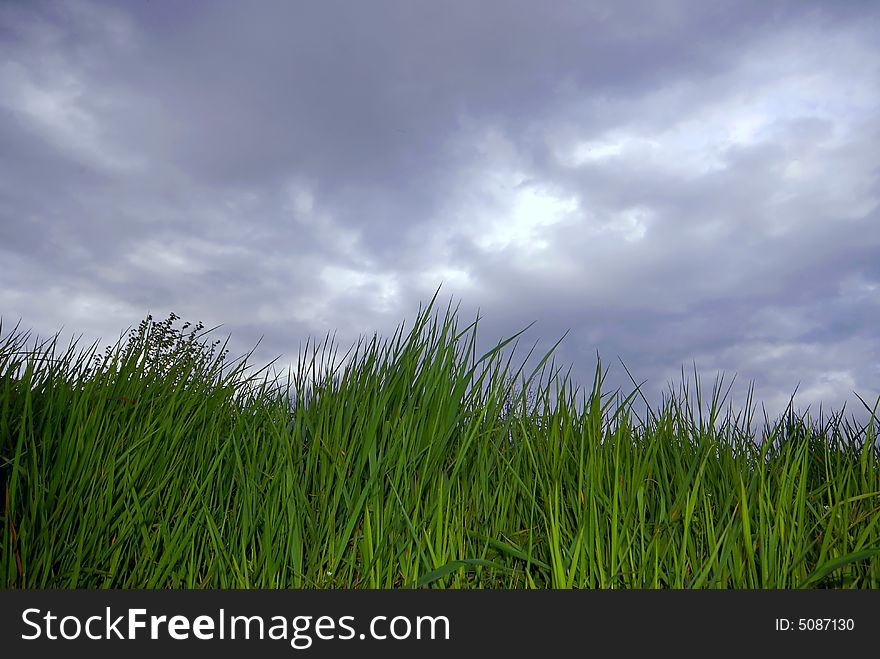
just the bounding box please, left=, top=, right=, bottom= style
left=2, top=0, right=878, bottom=433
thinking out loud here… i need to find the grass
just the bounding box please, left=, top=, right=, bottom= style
left=2, top=292, right=879, bottom=588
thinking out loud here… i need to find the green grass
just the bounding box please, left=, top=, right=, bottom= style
left=2, top=292, right=879, bottom=588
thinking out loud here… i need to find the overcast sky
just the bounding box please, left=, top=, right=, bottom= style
left=2, top=0, right=878, bottom=434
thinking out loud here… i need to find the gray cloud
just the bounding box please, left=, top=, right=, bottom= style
left=1, top=0, right=878, bottom=433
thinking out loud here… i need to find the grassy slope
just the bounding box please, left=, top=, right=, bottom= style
left=2, top=298, right=879, bottom=588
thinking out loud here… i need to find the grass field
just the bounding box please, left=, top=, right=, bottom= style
left=2, top=293, right=879, bottom=588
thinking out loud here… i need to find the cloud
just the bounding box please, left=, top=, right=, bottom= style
left=1, top=0, right=878, bottom=433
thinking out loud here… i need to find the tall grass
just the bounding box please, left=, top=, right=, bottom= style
left=2, top=293, right=879, bottom=588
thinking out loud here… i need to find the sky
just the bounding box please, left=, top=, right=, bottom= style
left=1, top=0, right=878, bottom=436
